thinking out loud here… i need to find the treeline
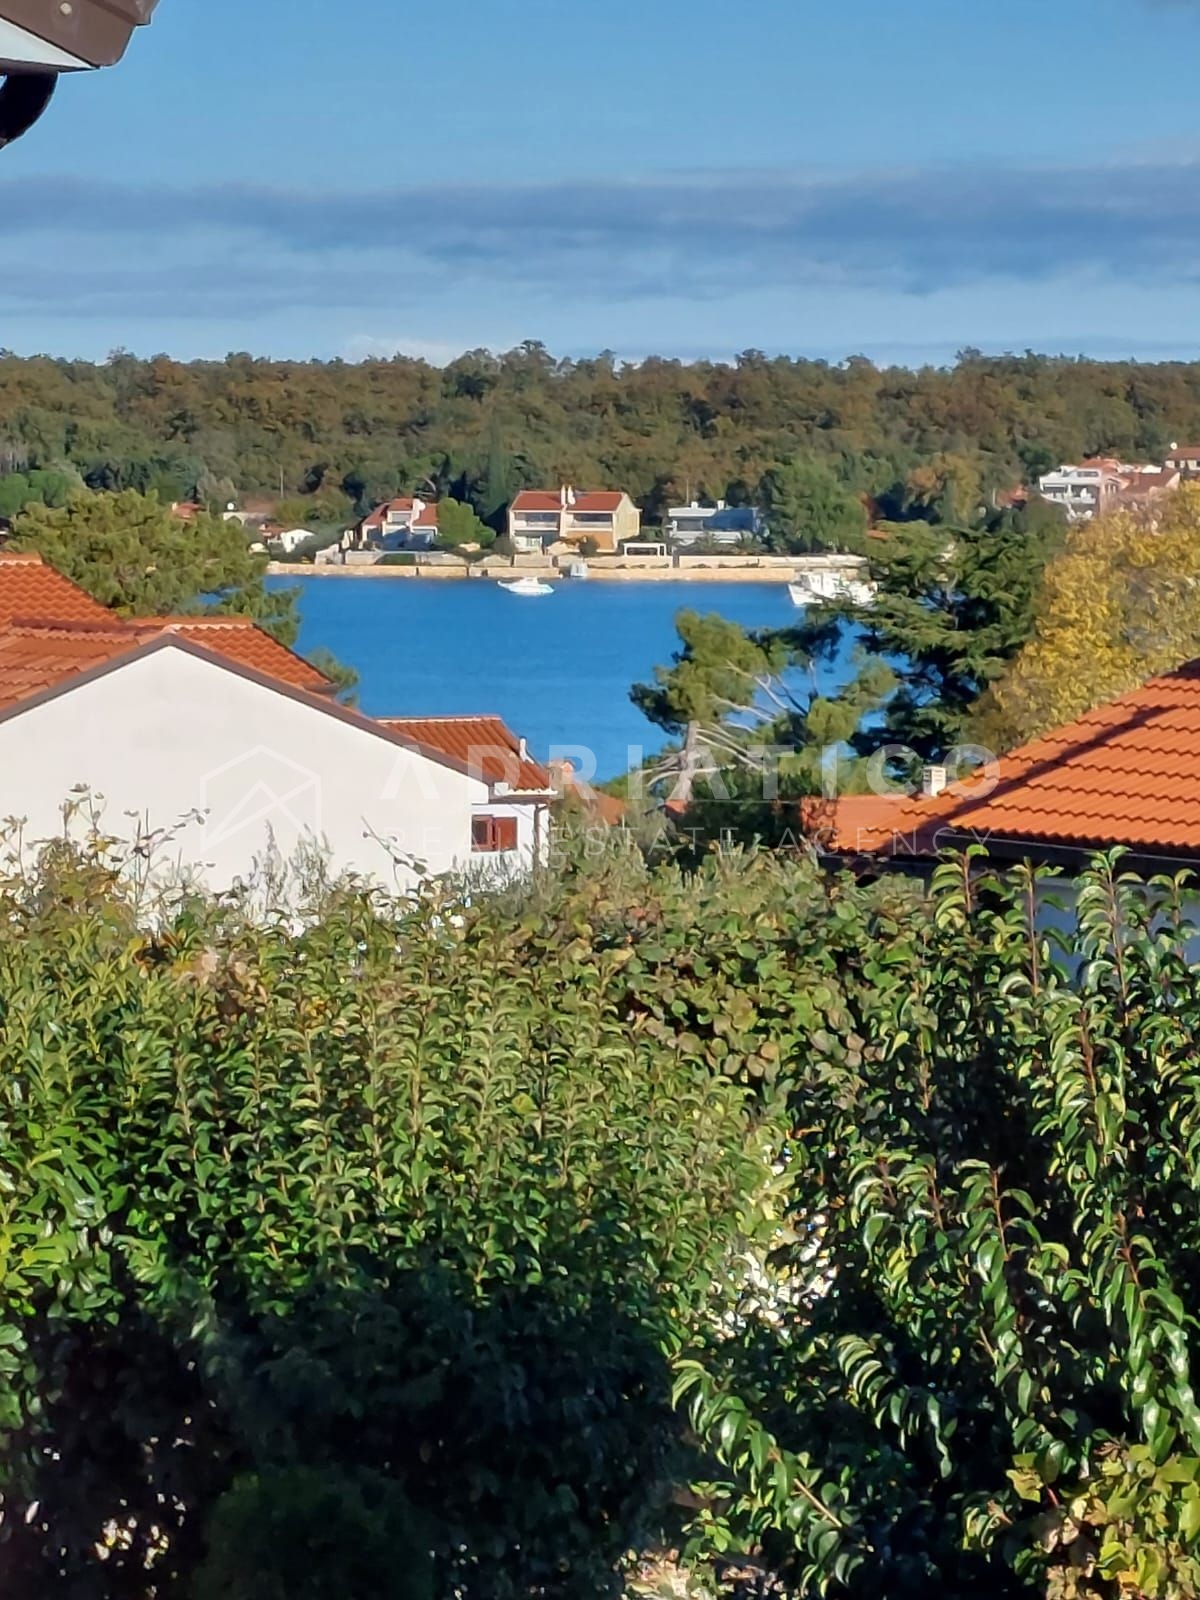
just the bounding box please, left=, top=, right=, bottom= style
left=3, top=345, right=1200, bottom=526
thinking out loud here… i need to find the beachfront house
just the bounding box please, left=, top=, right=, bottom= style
left=507, top=488, right=640, bottom=554
left=270, top=527, right=318, bottom=555
left=665, top=500, right=764, bottom=547
left=348, top=497, right=440, bottom=553
left=0, top=552, right=550, bottom=898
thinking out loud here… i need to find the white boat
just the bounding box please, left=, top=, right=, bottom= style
left=567, top=559, right=590, bottom=580
left=788, top=575, right=876, bottom=610
left=500, top=576, right=555, bottom=597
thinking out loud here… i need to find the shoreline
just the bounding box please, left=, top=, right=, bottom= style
left=268, top=562, right=797, bottom=584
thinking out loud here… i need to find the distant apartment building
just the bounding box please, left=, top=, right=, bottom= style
left=348, top=497, right=439, bottom=553
left=507, top=488, right=640, bottom=553
left=1037, top=459, right=1124, bottom=522
left=665, top=500, right=764, bottom=547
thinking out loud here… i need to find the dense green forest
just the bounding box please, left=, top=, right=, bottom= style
left=1, top=347, right=1198, bottom=527
left=4, top=836, right=1200, bottom=1598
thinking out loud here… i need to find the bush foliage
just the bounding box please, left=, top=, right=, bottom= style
left=3, top=841, right=1200, bottom=1598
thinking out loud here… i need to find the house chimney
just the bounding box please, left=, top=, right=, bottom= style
left=921, top=764, right=948, bottom=798
left=560, top=485, right=568, bottom=508
left=518, top=736, right=528, bottom=760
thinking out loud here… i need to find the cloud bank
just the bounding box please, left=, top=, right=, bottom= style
left=3, top=156, right=1200, bottom=334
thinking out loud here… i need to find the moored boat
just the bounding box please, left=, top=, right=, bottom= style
left=788, top=574, right=876, bottom=609
left=500, top=576, right=555, bottom=597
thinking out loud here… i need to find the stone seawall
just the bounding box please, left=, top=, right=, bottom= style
left=269, top=561, right=795, bottom=584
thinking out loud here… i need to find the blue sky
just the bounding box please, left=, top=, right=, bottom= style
left=3, top=0, right=1200, bottom=364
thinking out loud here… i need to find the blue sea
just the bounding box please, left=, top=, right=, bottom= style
left=274, top=576, right=861, bottom=778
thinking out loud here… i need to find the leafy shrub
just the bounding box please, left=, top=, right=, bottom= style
left=6, top=837, right=1200, bottom=1599
left=0, top=847, right=762, bottom=1598
left=673, top=851, right=1200, bottom=1598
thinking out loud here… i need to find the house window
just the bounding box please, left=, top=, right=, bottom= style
left=472, top=814, right=519, bottom=853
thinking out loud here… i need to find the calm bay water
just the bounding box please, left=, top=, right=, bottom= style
left=275, top=576, right=861, bottom=778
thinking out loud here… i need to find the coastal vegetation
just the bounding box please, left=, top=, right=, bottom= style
left=9, top=487, right=301, bottom=641
left=3, top=837, right=1200, bottom=1597
left=632, top=482, right=1200, bottom=819
left=976, top=486, right=1200, bottom=748
left=0, top=346, right=1197, bottom=533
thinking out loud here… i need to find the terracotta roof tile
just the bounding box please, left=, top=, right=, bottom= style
left=511, top=490, right=626, bottom=513
left=142, top=616, right=334, bottom=694
left=0, top=552, right=115, bottom=625
left=843, top=658, right=1200, bottom=860
left=0, top=622, right=146, bottom=709
left=361, top=497, right=439, bottom=531
left=0, top=539, right=333, bottom=711
left=379, top=715, right=552, bottom=793
left=800, top=794, right=916, bottom=852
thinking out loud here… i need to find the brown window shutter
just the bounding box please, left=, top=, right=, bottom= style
left=471, top=815, right=519, bottom=853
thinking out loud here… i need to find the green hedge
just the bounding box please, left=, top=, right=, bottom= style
left=4, top=841, right=1200, bottom=1598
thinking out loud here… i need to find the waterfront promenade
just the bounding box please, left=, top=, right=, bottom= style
left=267, top=553, right=865, bottom=585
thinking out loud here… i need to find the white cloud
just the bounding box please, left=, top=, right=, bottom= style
left=340, top=334, right=480, bottom=366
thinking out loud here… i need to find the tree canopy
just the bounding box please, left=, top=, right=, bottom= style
left=10, top=488, right=301, bottom=644
left=435, top=496, right=495, bottom=549
left=2, top=346, right=1199, bottom=528
left=976, top=484, right=1200, bottom=749
left=631, top=609, right=893, bottom=818
left=760, top=457, right=869, bottom=553
left=792, top=499, right=1066, bottom=762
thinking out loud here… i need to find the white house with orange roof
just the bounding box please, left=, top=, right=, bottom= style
left=0, top=552, right=549, bottom=899
left=1036, top=458, right=1125, bottom=521
left=508, top=488, right=640, bottom=553
left=348, top=496, right=439, bottom=553
left=378, top=715, right=555, bottom=873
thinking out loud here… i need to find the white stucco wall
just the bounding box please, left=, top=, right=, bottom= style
left=0, top=646, right=489, bottom=897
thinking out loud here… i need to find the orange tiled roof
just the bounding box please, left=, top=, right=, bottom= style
left=547, top=759, right=626, bottom=824
left=361, top=497, right=439, bottom=531
left=379, top=715, right=552, bottom=793
left=0, top=551, right=333, bottom=705
left=0, top=615, right=334, bottom=711
left=0, top=552, right=115, bottom=626
left=142, top=616, right=334, bottom=694
left=800, top=793, right=917, bottom=853
left=511, top=490, right=626, bottom=513
left=0, top=621, right=148, bottom=709
left=840, top=658, right=1200, bottom=860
